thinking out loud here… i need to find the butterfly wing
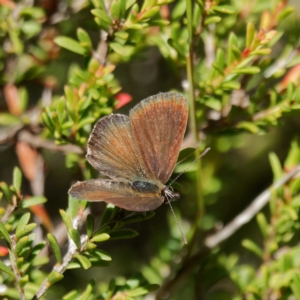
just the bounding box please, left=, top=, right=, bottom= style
left=69, top=179, right=164, bottom=211
left=130, top=92, right=188, bottom=184
left=86, top=114, right=152, bottom=181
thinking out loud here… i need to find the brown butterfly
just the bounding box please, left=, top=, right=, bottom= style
left=69, top=92, right=188, bottom=213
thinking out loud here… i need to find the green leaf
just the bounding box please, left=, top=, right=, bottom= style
left=47, top=233, right=62, bottom=263
left=242, top=239, right=263, bottom=258
left=221, top=81, right=241, bottom=90
left=0, top=182, right=11, bottom=202
left=20, top=196, right=47, bottom=208
left=74, top=254, right=92, bottom=270
left=236, top=121, right=260, bottom=133
left=16, top=213, right=31, bottom=236
left=125, top=0, right=136, bottom=9
left=69, top=229, right=81, bottom=250
left=212, top=5, right=235, bottom=14
left=86, top=214, right=94, bottom=239
left=90, top=233, right=110, bottom=243
left=87, top=249, right=112, bottom=261
left=91, top=9, right=113, bottom=25
left=19, top=274, right=29, bottom=287
left=41, top=111, right=55, bottom=133
left=54, top=37, right=85, bottom=55
left=114, top=31, right=129, bottom=40
left=77, top=28, right=92, bottom=51
left=15, top=236, right=30, bottom=256
left=246, top=22, right=255, bottom=48
left=109, top=42, right=125, bottom=55
left=111, top=0, right=121, bottom=19
left=256, top=213, right=268, bottom=238
left=25, top=242, right=46, bottom=266
left=140, top=6, right=160, bottom=20
left=109, top=229, right=138, bottom=240
left=16, top=223, right=37, bottom=239
left=48, top=271, right=64, bottom=284
left=100, top=204, right=115, bottom=225
left=128, top=284, right=160, bottom=296
left=21, top=21, right=42, bottom=38
left=291, top=274, right=300, bottom=299
left=77, top=117, right=95, bottom=129
left=0, top=221, right=11, bottom=243
left=269, top=152, right=283, bottom=181
left=251, top=48, right=272, bottom=55
left=13, top=167, right=22, bottom=193
left=278, top=7, right=294, bottom=22
left=122, top=212, right=155, bottom=224
left=232, top=66, right=260, bottom=74
left=205, top=16, right=222, bottom=25
left=63, top=290, right=80, bottom=300
left=0, top=113, right=20, bottom=126
left=60, top=209, right=73, bottom=231
left=0, top=259, right=14, bottom=276
left=76, top=279, right=95, bottom=299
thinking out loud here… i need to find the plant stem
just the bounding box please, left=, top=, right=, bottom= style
left=10, top=237, right=25, bottom=300
left=185, top=0, right=204, bottom=219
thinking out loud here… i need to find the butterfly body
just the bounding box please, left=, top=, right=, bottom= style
left=69, top=92, right=188, bottom=212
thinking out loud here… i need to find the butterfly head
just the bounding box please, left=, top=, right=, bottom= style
left=161, top=186, right=180, bottom=203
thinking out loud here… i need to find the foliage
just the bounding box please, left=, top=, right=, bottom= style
left=0, top=0, right=300, bottom=299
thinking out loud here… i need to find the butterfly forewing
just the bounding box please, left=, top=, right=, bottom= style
left=130, top=92, right=188, bottom=184
left=86, top=114, right=152, bottom=181
left=69, top=179, right=164, bottom=211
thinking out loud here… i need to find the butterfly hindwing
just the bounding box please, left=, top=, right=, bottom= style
left=69, top=179, right=164, bottom=211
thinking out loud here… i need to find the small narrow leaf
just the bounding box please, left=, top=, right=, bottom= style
left=91, top=9, right=113, bottom=25
left=86, top=214, right=94, bottom=238
left=69, top=229, right=81, bottom=250
left=0, top=221, right=11, bottom=243
left=59, top=209, right=73, bottom=231
left=205, top=16, right=222, bottom=25
left=269, top=152, right=283, bottom=181
left=256, top=213, right=268, bottom=238
left=246, top=22, right=255, bottom=48
left=47, top=233, right=62, bottom=263
left=15, top=236, right=29, bottom=256
left=16, top=212, right=31, bottom=235
left=232, top=66, right=261, bottom=74
left=20, top=196, right=47, bottom=208
left=13, top=167, right=22, bottom=193
left=122, top=212, right=155, bottom=224
left=48, top=271, right=64, bottom=284
left=74, top=253, right=92, bottom=270
left=16, top=223, right=37, bottom=239
left=90, top=233, right=110, bottom=243
left=109, top=229, right=139, bottom=240
left=0, top=259, right=14, bottom=276
left=100, top=204, right=115, bottom=225
left=54, top=37, right=85, bottom=55
left=242, top=239, right=263, bottom=258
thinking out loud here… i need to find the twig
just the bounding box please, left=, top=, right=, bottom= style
left=205, top=164, right=300, bottom=248
left=10, top=236, right=26, bottom=300
left=157, top=165, right=300, bottom=298
left=0, top=125, right=23, bottom=144
left=33, top=234, right=88, bottom=299
left=18, top=131, right=84, bottom=155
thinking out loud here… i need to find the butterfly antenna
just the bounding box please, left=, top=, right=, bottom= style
left=165, top=195, right=187, bottom=244
left=168, top=147, right=211, bottom=187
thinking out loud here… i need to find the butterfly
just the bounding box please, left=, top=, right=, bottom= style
left=69, top=92, right=188, bottom=213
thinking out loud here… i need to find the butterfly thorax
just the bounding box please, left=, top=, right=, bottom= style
left=132, top=181, right=160, bottom=194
